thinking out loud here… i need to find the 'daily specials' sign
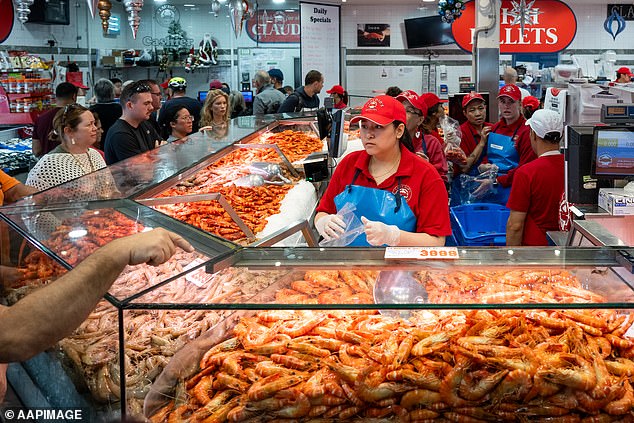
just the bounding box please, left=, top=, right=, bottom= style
left=452, top=0, right=576, bottom=53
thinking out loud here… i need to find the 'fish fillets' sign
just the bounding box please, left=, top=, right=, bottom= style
left=451, top=0, right=576, bottom=53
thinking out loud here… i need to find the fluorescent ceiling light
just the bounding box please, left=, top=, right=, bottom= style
left=422, top=0, right=436, bottom=2
left=272, top=0, right=285, bottom=3
left=183, top=3, right=195, bottom=6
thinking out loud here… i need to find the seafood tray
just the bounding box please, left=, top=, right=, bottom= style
left=139, top=144, right=317, bottom=245
left=145, top=265, right=634, bottom=422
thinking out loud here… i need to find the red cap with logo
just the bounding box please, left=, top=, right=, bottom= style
left=421, top=92, right=442, bottom=110
left=498, top=84, right=521, bottom=102
left=326, top=85, right=345, bottom=95
left=462, top=92, right=485, bottom=108
left=350, top=95, right=407, bottom=126
left=396, top=90, right=428, bottom=116
left=616, top=66, right=632, bottom=75
left=522, top=95, right=540, bottom=111
left=209, top=80, right=223, bottom=90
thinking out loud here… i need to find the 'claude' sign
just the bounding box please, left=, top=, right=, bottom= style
left=246, top=10, right=300, bottom=44
left=451, top=0, right=576, bottom=54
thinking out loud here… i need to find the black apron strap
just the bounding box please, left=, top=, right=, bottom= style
left=394, top=177, right=403, bottom=213
left=347, top=169, right=362, bottom=193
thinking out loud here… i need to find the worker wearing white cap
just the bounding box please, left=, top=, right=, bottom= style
left=506, top=109, right=564, bottom=246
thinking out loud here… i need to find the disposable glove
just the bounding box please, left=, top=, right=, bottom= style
left=315, top=214, right=346, bottom=241
left=361, top=216, right=401, bottom=246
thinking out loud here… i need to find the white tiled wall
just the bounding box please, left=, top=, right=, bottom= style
left=3, top=1, right=634, bottom=98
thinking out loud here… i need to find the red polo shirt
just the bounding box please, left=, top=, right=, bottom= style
left=457, top=121, right=492, bottom=175
left=413, top=131, right=448, bottom=182
left=490, top=116, right=536, bottom=187
left=507, top=153, right=564, bottom=246
left=316, top=144, right=451, bottom=237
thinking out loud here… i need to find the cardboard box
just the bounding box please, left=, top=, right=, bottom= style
left=101, top=56, right=116, bottom=66
left=598, top=188, right=634, bottom=215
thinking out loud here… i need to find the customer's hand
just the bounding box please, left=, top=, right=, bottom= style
left=315, top=214, right=346, bottom=241
left=361, top=217, right=400, bottom=246
left=111, top=228, right=194, bottom=267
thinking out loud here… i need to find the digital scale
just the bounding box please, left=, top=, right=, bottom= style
left=601, top=104, right=634, bottom=124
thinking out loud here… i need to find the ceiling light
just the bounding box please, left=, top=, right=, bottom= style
left=423, top=0, right=435, bottom=2
left=272, top=0, right=285, bottom=3
left=154, top=0, right=166, bottom=3
left=183, top=3, right=195, bottom=6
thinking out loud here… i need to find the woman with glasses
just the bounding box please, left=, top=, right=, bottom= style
left=396, top=90, right=447, bottom=182
left=26, top=104, right=108, bottom=192
left=199, top=89, right=230, bottom=132
left=314, top=95, right=451, bottom=247
left=158, top=104, right=194, bottom=142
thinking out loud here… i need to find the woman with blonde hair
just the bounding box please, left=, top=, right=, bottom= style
left=199, top=89, right=230, bottom=131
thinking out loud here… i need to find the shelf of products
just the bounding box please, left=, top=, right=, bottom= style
left=3, top=113, right=634, bottom=421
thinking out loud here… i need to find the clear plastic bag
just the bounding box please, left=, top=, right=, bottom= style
left=459, top=169, right=498, bottom=204
left=319, top=203, right=365, bottom=247
left=440, top=116, right=467, bottom=165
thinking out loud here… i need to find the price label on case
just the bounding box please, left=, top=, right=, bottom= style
left=384, top=247, right=459, bottom=260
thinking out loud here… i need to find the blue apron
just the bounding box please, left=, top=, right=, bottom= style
left=485, top=125, right=520, bottom=205
left=450, top=126, right=485, bottom=206
left=334, top=169, right=417, bottom=246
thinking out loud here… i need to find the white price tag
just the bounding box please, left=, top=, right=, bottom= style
left=182, top=258, right=211, bottom=288
left=384, top=247, right=459, bottom=260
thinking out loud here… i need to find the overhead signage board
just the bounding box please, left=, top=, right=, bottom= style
left=300, top=2, right=341, bottom=88
left=246, top=10, right=301, bottom=44
left=452, top=0, right=577, bottom=54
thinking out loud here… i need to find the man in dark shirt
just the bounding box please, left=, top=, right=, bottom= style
left=159, top=77, right=202, bottom=132
left=139, top=79, right=163, bottom=136
left=104, top=81, right=162, bottom=165
left=89, top=78, right=122, bottom=150
left=277, top=70, right=323, bottom=113
left=32, top=82, right=77, bottom=157
left=268, top=69, right=286, bottom=96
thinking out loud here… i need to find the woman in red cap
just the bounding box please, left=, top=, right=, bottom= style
left=475, top=84, right=536, bottom=204
left=326, top=85, right=348, bottom=109
left=314, top=95, right=451, bottom=247
left=615, top=67, right=632, bottom=84
left=395, top=90, right=447, bottom=182
left=450, top=92, right=493, bottom=205
left=521, top=95, right=540, bottom=119
left=420, top=92, right=445, bottom=146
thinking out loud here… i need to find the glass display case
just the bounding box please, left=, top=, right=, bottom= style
left=5, top=208, right=634, bottom=421
left=6, top=113, right=634, bottom=421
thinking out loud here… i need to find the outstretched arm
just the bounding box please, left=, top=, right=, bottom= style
left=0, top=228, right=193, bottom=362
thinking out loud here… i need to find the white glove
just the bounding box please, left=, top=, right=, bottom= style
left=477, top=163, right=499, bottom=174
left=315, top=214, right=346, bottom=241
left=361, top=216, right=401, bottom=246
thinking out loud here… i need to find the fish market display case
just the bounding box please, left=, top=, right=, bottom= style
left=5, top=202, right=634, bottom=421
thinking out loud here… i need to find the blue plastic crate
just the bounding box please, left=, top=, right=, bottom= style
left=450, top=203, right=510, bottom=246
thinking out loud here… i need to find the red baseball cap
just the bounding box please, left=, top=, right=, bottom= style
left=159, top=80, right=169, bottom=89
left=421, top=92, right=442, bottom=110
left=616, top=66, right=632, bottom=75
left=396, top=90, right=428, bottom=116
left=522, top=95, right=540, bottom=111
left=350, top=95, right=407, bottom=126
left=209, top=80, right=223, bottom=90
left=326, top=85, right=345, bottom=95
left=462, top=92, right=485, bottom=108
left=498, top=84, right=521, bottom=102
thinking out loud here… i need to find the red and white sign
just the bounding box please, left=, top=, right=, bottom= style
left=246, top=10, right=300, bottom=44
left=452, top=0, right=576, bottom=54
left=0, top=0, right=14, bottom=44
